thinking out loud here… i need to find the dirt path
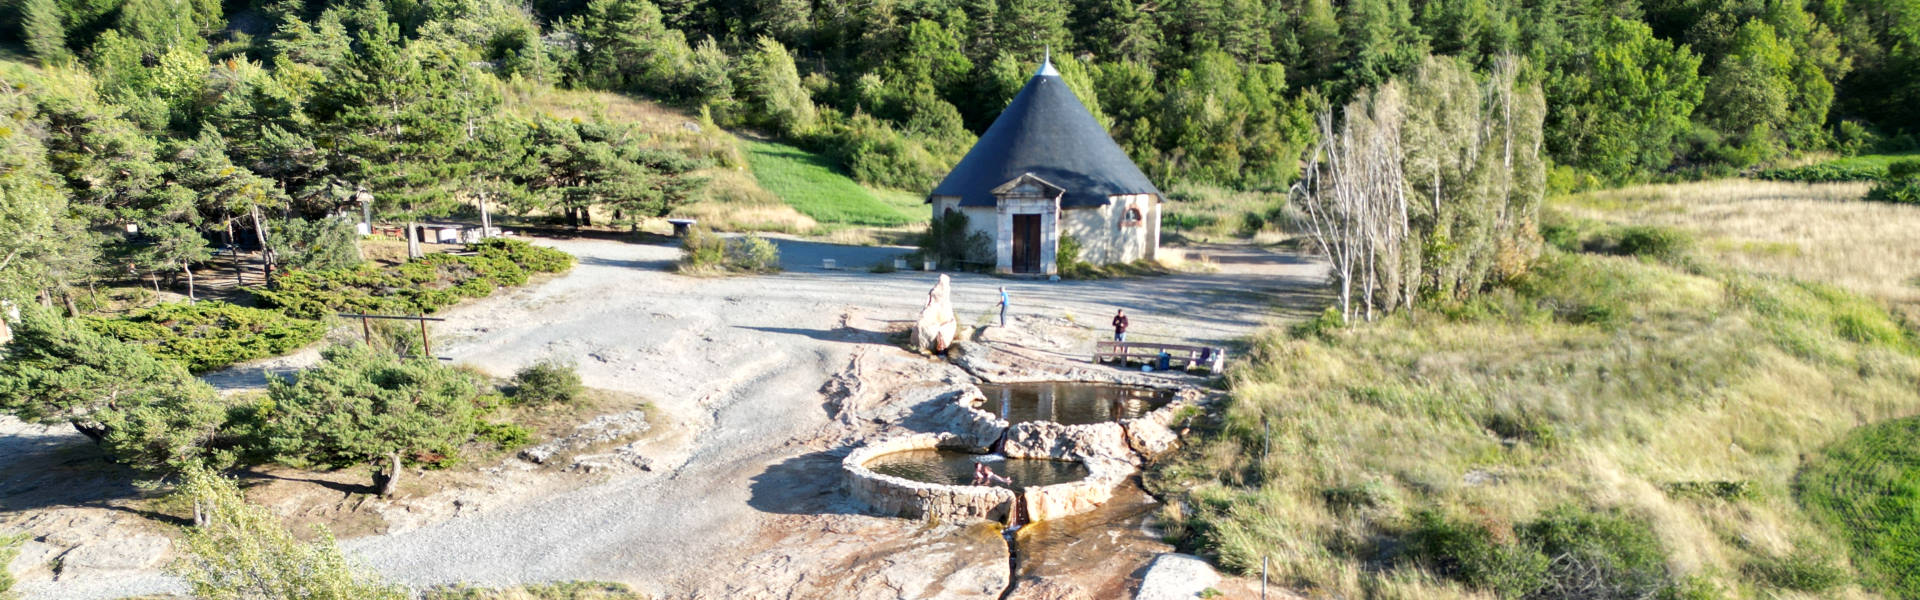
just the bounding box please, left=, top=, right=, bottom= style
left=10, top=236, right=1325, bottom=599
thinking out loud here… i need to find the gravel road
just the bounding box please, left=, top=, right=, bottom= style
left=11, top=235, right=1325, bottom=599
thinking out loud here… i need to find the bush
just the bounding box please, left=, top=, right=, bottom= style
left=1613, top=226, right=1693, bottom=261
left=726, top=234, right=781, bottom=273
left=1865, top=163, right=1920, bottom=205
left=678, top=228, right=780, bottom=274
left=1744, top=549, right=1846, bottom=592
left=1756, top=163, right=1887, bottom=183
left=918, top=211, right=992, bottom=270
left=1056, top=234, right=1090, bottom=278
left=270, top=217, right=364, bottom=272
left=680, top=227, right=727, bottom=271
left=259, top=344, right=497, bottom=494
left=86, top=302, right=328, bottom=373
left=509, top=360, right=584, bottom=407
left=257, top=239, right=573, bottom=319
left=1405, top=507, right=1680, bottom=599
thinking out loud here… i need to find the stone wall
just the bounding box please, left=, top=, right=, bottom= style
left=843, top=433, right=1018, bottom=523
left=1059, top=193, right=1160, bottom=265
left=847, top=382, right=1203, bottom=525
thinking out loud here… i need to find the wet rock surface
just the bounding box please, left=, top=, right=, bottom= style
left=1004, top=577, right=1093, bottom=600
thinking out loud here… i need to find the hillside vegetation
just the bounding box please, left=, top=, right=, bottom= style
left=1154, top=192, right=1920, bottom=598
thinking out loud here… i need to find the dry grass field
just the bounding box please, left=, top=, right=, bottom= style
left=1154, top=180, right=1920, bottom=599
left=1556, top=180, right=1920, bottom=321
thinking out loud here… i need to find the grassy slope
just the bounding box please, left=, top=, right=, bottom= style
left=496, top=83, right=820, bottom=233
left=741, top=139, right=927, bottom=228
left=1155, top=182, right=1920, bottom=599
left=1798, top=416, right=1920, bottom=596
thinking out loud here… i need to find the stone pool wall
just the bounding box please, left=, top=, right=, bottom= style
left=844, top=383, right=1206, bottom=525
left=1020, top=456, right=1134, bottom=522
left=843, top=433, right=1017, bottom=523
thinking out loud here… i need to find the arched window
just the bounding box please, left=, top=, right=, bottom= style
left=1122, top=206, right=1144, bottom=226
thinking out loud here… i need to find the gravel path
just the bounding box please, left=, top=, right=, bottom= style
left=11, top=236, right=1325, bottom=599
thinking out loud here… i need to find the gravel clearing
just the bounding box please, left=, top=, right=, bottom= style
left=8, top=235, right=1324, bottom=600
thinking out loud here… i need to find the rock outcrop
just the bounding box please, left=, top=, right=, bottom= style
left=55, top=536, right=170, bottom=581
left=1135, top=553, right=1222, bottom=600
left=518, top=409, right=650, bottom=465
left=1002, top=421, right=1138, bottom=465
left=1005, top=578, right=1093, bottom=600
left=915, top=275, right=959, bottom=353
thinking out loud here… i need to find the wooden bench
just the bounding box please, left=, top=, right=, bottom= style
left=1094, top=341, right=1227, bottom=373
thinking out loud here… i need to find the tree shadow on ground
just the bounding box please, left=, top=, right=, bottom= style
left=235, top=469, right=379, bottom=496
left=735, top=325, right=896, bottom=346
left=746, top=450, right=866, bottom=516
left=575, top=254, right=680, bottom=272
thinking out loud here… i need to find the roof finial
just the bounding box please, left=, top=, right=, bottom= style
left=1036, top=45, right=1059, bottom=77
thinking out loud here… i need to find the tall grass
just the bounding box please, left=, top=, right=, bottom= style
left=742, top=139, right=926, bottom=227
left=1558, top=180, right=1920, bottom=323
left=1153, top=217, right=1920, bottom=598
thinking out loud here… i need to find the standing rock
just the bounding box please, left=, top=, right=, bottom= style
left=916, top=274, right=959, bottom=353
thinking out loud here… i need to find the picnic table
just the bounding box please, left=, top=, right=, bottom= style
left=1094, top=341, right=1227, bottom=373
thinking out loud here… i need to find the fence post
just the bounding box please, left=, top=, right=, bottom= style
left=419, top=314, right=431, bottom=358
left=1262, top=555, right=1268, bottom=600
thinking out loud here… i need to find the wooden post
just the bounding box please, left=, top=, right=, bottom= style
left=419, top=313, right=431, bottom=358
left=361, top=316, right=372, bottom=344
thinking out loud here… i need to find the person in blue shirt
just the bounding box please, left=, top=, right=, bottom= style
left=997, top=286, right=1010, bottom=327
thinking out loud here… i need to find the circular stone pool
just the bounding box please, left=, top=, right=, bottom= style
left=974, top=382, right=1177, bottom=426
left=865, top=449, right=1089, bottom=493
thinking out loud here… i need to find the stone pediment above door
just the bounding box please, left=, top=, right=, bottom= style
left=989, top=173, right=1066, bottom=201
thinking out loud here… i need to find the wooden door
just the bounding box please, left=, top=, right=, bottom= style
left=1012, top=214, right=1041, bottom=273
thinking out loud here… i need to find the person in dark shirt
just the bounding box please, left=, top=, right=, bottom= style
left=1112, top=309, right=1129, bottom=342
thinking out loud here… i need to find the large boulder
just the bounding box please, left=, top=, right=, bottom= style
left=1135, top=553, right=1221, bottom=600
left=916, top=275, right=959, bottom=353
left=1002, top=421, right=1137, bottom=465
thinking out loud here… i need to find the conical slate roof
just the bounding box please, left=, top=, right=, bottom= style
left=931, top=59, right=1160, bottom=208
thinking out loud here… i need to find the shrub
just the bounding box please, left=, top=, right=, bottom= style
left=270, top=217, right=364, bottom=272
left=918, top=211, right=992, bottom=269
left=257, top=240, right=572, bottom=319
left=680, top=227, right=727, bottom=271
left=87, top=302, right=328, bottom=373
left=1614, top=226, right=1693, bottom=261
left=1056, top=234, right=1090, bottom=278
left=171, top=465, right=408, bottom=599
left=1405, top=507, right=1679, bottom=599
left=259, top=344, right=496, bottom=495
left=1744, top=549, right=1846, bottom=592
left=1756, top=163, right=1886, bottom=183
left=509, top=360, right=584, bottom=407
left=678, top=228, right=780, bottom=274
left=725, top=234, right=781, bottom=273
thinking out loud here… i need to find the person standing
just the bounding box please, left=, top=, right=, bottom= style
left=1112, top=308, right=1129, bottom=342
left=997, top=286, right=1010, bottom=327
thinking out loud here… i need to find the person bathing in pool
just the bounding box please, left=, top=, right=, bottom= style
left=972, top=462, right=1013, bottom=486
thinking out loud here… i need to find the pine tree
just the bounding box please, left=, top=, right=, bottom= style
left=171, top=464, right=408, bottom=599
left=20, top=0, right=71, bottom=65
